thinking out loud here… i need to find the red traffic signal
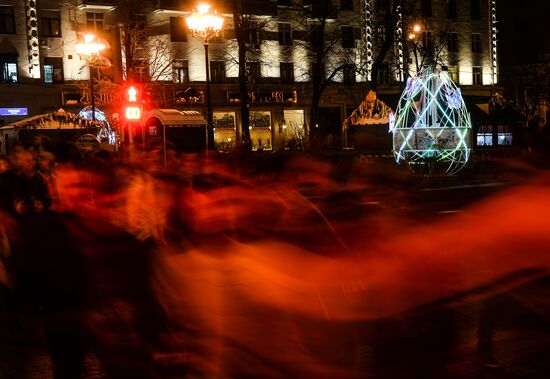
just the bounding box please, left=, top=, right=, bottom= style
left=124, top=85, right=142, bottom=121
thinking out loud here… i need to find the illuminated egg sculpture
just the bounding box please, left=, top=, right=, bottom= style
left=390, top=67, right=472, bottom=176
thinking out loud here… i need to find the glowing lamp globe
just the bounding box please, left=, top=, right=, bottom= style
left=391, top=67, right=472, bottom=176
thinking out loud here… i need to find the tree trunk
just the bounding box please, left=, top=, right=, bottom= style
left=233, top=0, right=251, bottom=151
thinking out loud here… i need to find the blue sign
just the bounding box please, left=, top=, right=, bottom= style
left=0, top=108, right=28, bottom=116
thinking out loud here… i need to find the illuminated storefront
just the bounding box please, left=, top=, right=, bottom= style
left=213, top=111, right=237, bottom=152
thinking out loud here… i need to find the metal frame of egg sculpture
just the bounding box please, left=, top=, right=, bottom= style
left=390, top=67, right=472, bottom=176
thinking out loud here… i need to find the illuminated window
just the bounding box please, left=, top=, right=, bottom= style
left=210, top=61, right=225, bottom=84
left=447, top=32, right=458, bottom=52
left=1, top=60, right=17, bottom=83
left=341, top=26, right=354, bottom=48
left=41, top=11, right=61, bottom=37
left=447, top=65, right=458, bottom=83
left=472, top=66, right=482, bottom=85
left=472, top=33, right=481, bottom=53
left=471, top=0, right=481, bottom=20
left=343, top=64, right=355, bottom=84
left=447, top=0, right=457, bottom=19
left=44, top=65, right=53, bottom=83
left=497, top=125, right=512, bottom=145
left=0, top=6, right=15, bottom=34
left=86, top=12, right=104, bottom=32
left=173, top=60, right=188, bottom=83
left=477, top=125, right=492, bottom=146
left=278, top=23, right=292, bottom=46
left=170, top=17, right=187, bottom=42
left=280, top=62, right=294, bottom=83
left=43, top=58, right=63, bottom=84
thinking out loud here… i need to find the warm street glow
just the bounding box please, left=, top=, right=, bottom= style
left=412, top=23, right=422, bottom=33
left=197, top=4, right=210, bottom=14
left=186, top=4, right=224, bottom=41
left=76, top=34, right=105, bottom=56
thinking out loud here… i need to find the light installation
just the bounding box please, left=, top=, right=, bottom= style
left=391, top=67, right=472, bottom=176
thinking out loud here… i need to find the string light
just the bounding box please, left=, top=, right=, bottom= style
left=391, top=67, right=472, bottom=176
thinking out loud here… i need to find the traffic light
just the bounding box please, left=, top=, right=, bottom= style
left=124, top=85, right=141, bottom=121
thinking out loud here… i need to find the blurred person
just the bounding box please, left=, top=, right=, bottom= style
left=1, top=148, right=51, bottom=216
left=0, top=148, right=93, bottom=378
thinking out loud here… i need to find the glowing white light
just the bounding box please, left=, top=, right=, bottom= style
left=391, top=67, right=472, bottom=176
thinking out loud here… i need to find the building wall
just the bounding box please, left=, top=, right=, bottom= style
left=0, top=0, right=498, bottom=149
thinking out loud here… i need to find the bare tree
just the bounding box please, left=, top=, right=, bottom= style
left=367, top=0, right=403, bottom=91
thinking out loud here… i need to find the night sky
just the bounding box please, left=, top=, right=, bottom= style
left=498, top=0, right=550, bottom=66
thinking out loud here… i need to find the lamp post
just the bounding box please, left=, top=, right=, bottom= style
left=186, top=4, right=224, bottom=150
left=76, top=34, right=105, bottom=122
left=407, top=23, right=422, bottom=73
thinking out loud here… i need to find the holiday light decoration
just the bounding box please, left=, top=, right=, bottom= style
left=391, top=67, right=472, bottom=176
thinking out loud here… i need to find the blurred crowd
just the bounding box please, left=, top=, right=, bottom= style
left=1, top=145, right=550, bottom=378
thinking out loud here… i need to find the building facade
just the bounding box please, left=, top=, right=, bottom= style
left=0, top=0, right=498, bottom=151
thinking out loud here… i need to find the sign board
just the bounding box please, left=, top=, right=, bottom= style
left=0, top=108, right=28, bottom=116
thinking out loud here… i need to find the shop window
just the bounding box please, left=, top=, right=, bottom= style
left=340, top=0, right=353, bottom=11
left=249, top=111, right=272, bottom=151
left=447, top=65, right=458, bottom=83
left=210, top=61, right=225, bottom=84
left=170, top=17, right=187, bottom=42
left=173, top=60, right=188, bottom=83
left=341, top=26, right=354, bottom=48
left=497, top=125, right=512, bottom=145
left=472, top=33, right=481, bottom=53
left=343, top=64, right=355, bottom=84
left=447, top=32, right=458, bottom=52
left=213, top=112, right=236, bottom=152
left=43, top=57, right=63, bottom=83
left=471, top=0, right=481, bottom=20
left=448, top=0, right=457, bottom=19
left=280, top=62, right=294, bottom=83
left=0, top=6, right=15, bottom=34
left=41, top=11, right=61, bottom=37
left=278, top=23, right=292, bottom=46
left=1, top=58, right=17, bottom=83
left=477, top=125, right=492, bottom=146
left=472, top=66, right=482, bottom=85
left=86, top=12, right=104, bottom=32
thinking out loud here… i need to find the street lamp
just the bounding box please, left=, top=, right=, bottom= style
left=186, top=4, right=224, bottom=150
left=76, top=34, right=106, bottom=122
